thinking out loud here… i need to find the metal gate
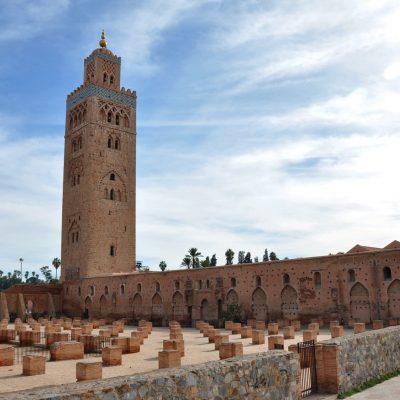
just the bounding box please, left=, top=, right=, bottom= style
left=297, top=340, right=317, bottom=397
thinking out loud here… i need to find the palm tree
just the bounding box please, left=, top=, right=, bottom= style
left=52, top=257, right=61, bottom=279
left=24, top=271, right=29, bottom=281
left=186, top=248, right=203, bottom=269
left=225, top=249, right=235, bottom=265
left=19, top=258, right=24, bottom=282
left=180, top=256, right=191, bottom=269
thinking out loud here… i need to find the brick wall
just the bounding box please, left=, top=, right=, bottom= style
left=0, top=352, right=297, bottom=400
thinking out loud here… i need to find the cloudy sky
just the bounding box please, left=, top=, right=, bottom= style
left=1, top=0, right=400, bottom=274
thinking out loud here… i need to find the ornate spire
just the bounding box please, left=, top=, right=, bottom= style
left=99, top=30, right=107, bottom=48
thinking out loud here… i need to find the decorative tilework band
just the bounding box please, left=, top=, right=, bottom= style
left=67, top=84, right=136, bottom=110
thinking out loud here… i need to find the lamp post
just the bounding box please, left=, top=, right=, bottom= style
left=19, top=258, right=24, bottom=283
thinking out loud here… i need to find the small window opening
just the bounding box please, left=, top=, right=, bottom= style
left=110, top=173, right=115, bottom=181
left=116, top=114, right=120, bottom=125
left=103, top=73, right=107, bottom=82
left=110, top=245, right=115, bottom=256
left=105, top=286, right=108, bottom=295
left=256, top=276, right=261, bottom=287
left=115, top=139, right=119, bottom=150
left=110, top=75, right=114, bottom=84
left=156, top=282, right=160, bottom=292
left=348, top=269, right=356, bottom=282
left=120, top=285, right=125, bottom=295
left=314, top=272, right=321, bottom=289
left=110, top=189, right=114, bottom=200
left=231, top=277, right=236, bottom=287
left=283, top=273, right=290, bottom=285
left=107, top=112, right=112, bottom=123
left=137, top=283, right=142, bottom=292
left=384, top=267, right=392, bottom=281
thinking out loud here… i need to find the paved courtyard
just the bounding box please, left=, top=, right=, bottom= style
left=0, top=323, right=344, bottom=395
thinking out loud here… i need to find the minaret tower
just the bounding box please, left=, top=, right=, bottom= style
left=61, top=32, right=136, bottom=280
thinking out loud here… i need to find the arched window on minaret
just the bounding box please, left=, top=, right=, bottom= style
left=108, top=137, right=112, bottom=148
left=104, top=188, right=108, bottom=199
left=110, top=189, right=115, bottom=200
left=110, top=173, right=115, bottom=181
left=110, top=75, right=114, bottom=85
left=124, top=116, right=129, bottom=128
left=103, top=73, right=107, bottom=83
left=110, top=245, right=115, bottom=256
left=117, top=190, right=121, bottom=201
left=115, top=138, right=119, bottom=150
left=107, top=111, right=112, bottom=123
left=115, top=114, right=120, bottom=126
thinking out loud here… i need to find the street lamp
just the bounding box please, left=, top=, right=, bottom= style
left=19, top=258, right=24, bottom=282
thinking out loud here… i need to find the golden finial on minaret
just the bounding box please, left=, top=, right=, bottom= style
left=99, top=30, right=107, bottom=48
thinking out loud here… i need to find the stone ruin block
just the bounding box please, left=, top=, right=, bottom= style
left=353, top=322, right=365, bottom=334
left=81, top=325, right=92, bottom=335
left=241, top=326, right=252, bottom=339
left=76, top=361, right=102, bottom=381
left=278, top=319, right=289, bottom=328
left=247, top=319, right=256, bottom=329
left=102, top=345, right=122, bottom=366
left=131, top=331, right=144, bottom=345
left=208, top=329, right=221, bottom=343
left=308, top=322, right=320, bottom=335
left=71, top=328, right=82, bottom=340
left=158, top=349, right=181, bottom=369
left=50, top=341, right=84, bottom=361
left=231, top=323, right=242, bottom=334
left=6, top=329, right=16, bottom=342
left=388, top=319, right=398, bottom=326
left=268, top=335, right=284, bottom=350
left=111, top=337, right=129, bottom=354
left=199, top=323, right=210, bottom=334
left=195, top=320, right=204, bottom=329
left=170, top=332, right=183, bottom=340
left=23, top=354, right=46, bottom=376
left=291, top=320, right=301, bottom=331
left=267, top=323, right=279, bottom=335
left=329, top=320, right=340, bottom=329
left=214, top=334, right=229, bottom=350
left=163, top=339, right=184, bottom=356
left=0, top=344, right=14, bottom=366
left=252, top=329, right=265, bottom=345
left=137, top=326, right=148, bottom=339
left=331, top=325, right=344, bottom=338
left=372, top=320, right=384, bottom=330
left=110, top=325, right=120, bottom=337
left=224, top=320, right=233, bottom=330
left=283, top=326, right=295, bottom=339
left=73, top=319, right=81, bottom=327
left=46, top=332, right=69, bottom=348
left=219, top=342, right=243, bottom=360
left=79, top=335, right=101, bottom=353
left=127, top=337, right=141, bottom=353
left=303, top=330, right=317, bottom=342
left=255, top=320, right=266, bottom=331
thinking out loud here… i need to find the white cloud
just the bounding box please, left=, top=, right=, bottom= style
left=0, top=0, right=70, bottom=42
left=137, top=132, right=400, bottom=268
left=383, top=62, right=400, bottom=80
left=0, top=126, right=63, bottom=274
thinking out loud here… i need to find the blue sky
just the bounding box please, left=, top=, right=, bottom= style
left=1, top=0, right=400, bottom=274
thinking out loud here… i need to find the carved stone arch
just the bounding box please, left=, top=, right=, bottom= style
left=388, top=279, right=400, bottom=318
left=172, top=291, right=184, bottom=320
left=350, top=282, right=371, bottom=323
left=84, top=296, right=92, bottom=319
left=200, top=298, right=210, bottom=321
left=226, top=289, right=239, bottom=305
left=252, top=287, right=268, bottom=321
left=132, top=293, right=142, bottom=319
left=98, top=170, right=127, bottom=202
left=151, top=292, right=163, bottom=318
left=281, top=285, right=299, bottom=320
left=99, top=295, right=107, bottom=315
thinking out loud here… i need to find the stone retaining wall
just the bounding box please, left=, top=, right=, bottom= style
left=0, top=351, right=297, bottom=400
left=316, top=326, right=400, bottom=394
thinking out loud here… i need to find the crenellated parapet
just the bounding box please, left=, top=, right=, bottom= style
left=66, top=83, right=136, bottom=110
